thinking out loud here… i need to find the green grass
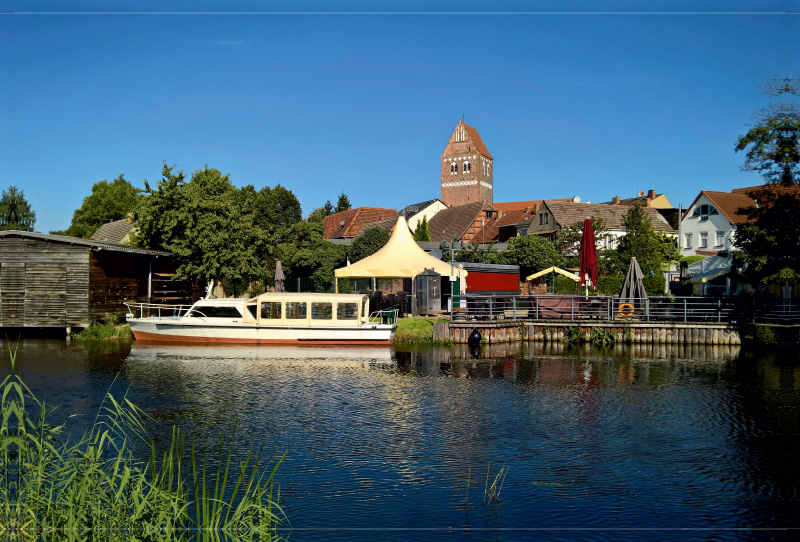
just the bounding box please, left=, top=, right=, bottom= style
left=72, top=315, right=134, bottom=340
left=1, top=346, right=285, bottom=540
left=396, top=317, right=451, bottom=344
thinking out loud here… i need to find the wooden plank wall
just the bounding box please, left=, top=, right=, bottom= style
left=0, top=237, right=89, bottom=327
left=88, top=251, right=151, bottom=321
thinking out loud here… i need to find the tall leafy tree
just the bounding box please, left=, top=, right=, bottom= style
left=256, top=184, right=302, bottom=229
left=307, top=201, right=334, bottom=223
left=350, top=227, right=390, bottom=263
left=499, top=235, right=563, bottom=278
left=335, top=191, right=351, bottom=213
left=132, top=163, right=270, bottom=283
left=616, top=202, right=664, bottom=276
left=0, top=186, right=36, bottom=232
left=276, top=221, right=347, bottom=292
left=58, top=174, right=141, bottom=238
left=732, top=78, right=800, bottom=281
left=413, top=215, right=432, bottom=242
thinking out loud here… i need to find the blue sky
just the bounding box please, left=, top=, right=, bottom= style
left=1, top=1, right=795, bottom=233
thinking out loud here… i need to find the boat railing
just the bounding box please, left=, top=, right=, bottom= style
left=124, top=302, right=194, bottom=320
left=368, top=308, right=399, bottom=325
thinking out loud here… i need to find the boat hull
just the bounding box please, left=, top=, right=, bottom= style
left=129, top=319, right=396, bottom=345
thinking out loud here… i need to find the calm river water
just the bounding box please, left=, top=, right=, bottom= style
left=5, top=339, right=800, bottom=541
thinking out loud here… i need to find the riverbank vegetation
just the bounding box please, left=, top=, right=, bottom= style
left=72, top=315, right=133, bottom=340
left=1, top=348, right=285, bottom=539
left=396, top=317, right=451, bottom=344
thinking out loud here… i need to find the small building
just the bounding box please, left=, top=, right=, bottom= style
left=527, top=200, right=675, bottom=250
left=679, top=187, right=756, bottom=257
left=0, top=231, right=179, bottom=329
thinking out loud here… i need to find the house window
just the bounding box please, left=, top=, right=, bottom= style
left=544, top=213, right=549, bottom=225
left=716, top=230, right=725, bottom=247
left=692, top=204, right=719, bottom=222
left=685, top=233, right=692, bottom=249
left=699, top=232, right=708, bottom=248
left=539, top=214, right=543, bottom=225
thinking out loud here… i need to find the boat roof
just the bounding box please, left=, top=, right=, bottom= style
left=194, top=293, right=368, bottom=305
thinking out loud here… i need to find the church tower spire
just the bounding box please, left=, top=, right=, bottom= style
left=440, top=120, right=493, bottom=208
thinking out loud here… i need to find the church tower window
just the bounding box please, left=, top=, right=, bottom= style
left=464, top=162, right=470, bottom=173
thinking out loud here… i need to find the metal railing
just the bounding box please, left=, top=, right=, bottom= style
left=368, top=308, right=399, bottom=325
left=125, top=303, right=194, bottom=320
left=450, top=295, right=800, bottom=324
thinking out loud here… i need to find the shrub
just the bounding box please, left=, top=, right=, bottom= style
left=72, top=315, right=133, bottom=340
left=591, top=327, right=617, bottom=346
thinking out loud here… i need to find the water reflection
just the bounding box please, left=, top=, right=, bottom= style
left=2, top=339, right=798, bottom=541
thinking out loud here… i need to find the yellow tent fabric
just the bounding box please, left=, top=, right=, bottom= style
left=335, top=216, right=464, bottom=278
left=526, top=266, right=580, bottom=282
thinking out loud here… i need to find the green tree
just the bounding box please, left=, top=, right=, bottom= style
left=350, top=227, right=390, bottom=263
left=335, top=191, right=352, bottom=213
left=275, top=221, right=347, bottom=292
left=0, top=186, right=36, bottom=232
left=438, top=241, right=452, bottom=262
left=553, top=217, right=608, bottom=265
left=413, top=215, right=432, bottom=242
left=307, top=201, right=334, bottom=223
left=454, top=243, right=500, bottom=264
left=499, top=235, right=563, bottom=278
left=616, top=202, right=664, bottom=276
left=256, top=184, right=302, bottom=230
left=58, top=174, right=141, bottom=238
left=132, top=164, right=270, bottom=284
left=732, top=78, right=800, bottom=281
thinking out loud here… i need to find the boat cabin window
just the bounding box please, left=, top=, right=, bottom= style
left=311, top=302, right=332, bottom=320
left=285, top=302, right=307, bottom=320
left=189, top=306, right=242, bottom=318
left=261, top=302, right=282, bottom=320
left=337, top=302, right=359, bottom=320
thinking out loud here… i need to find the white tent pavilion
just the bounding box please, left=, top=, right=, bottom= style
left=334, top=216, right=464, bottom=294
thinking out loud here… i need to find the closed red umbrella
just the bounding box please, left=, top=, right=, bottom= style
left=579, top=218, right=598, bottom=292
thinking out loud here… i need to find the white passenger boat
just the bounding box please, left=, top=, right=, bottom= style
left=125, top=293, right=397, bottom=345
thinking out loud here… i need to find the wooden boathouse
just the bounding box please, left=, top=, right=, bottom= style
left=0, top=231, right=183, bottom=329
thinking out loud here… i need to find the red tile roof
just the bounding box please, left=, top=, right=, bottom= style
left=696, top=191, right=756, bottom=225
left=322, top=207, right=397, bottom=239
left=463, top=123, right=493, bottom=160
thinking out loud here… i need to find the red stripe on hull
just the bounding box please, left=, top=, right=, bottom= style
left=132, top=330, right=394, bottom=345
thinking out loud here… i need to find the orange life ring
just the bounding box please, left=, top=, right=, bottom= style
left=618, top=303, right=635, bottom=317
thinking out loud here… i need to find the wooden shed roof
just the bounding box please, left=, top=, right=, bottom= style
left=0, top=231, right=171, bottom=256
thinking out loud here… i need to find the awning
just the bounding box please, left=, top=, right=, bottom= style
left=528, top=229, right=558, bottom=236
left=689, top=266, right=731, bottom=284
left=334, top=216, right=464, bottom=278
left=526, top=266, right=580, bottom=282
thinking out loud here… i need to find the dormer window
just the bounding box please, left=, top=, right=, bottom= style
left=692, top=204, right=719, bottom=222
left=463, top=162, right=470, bottom=173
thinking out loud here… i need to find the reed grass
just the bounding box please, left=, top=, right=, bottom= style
left=0, top=345, right=285, bottom=540
left=72, top=315, right=134, bottom=341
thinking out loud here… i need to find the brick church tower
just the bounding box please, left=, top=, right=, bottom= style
left=441, top=120, right=493, bottom=208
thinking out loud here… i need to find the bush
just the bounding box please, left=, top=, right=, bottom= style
left=72, top=315, right=133, bottom=340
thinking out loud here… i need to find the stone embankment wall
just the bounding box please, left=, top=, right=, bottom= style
left=437, top=321, right=742, bottom=345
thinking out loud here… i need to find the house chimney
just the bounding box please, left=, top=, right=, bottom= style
left=612, top=196, right=621, bottom=204
left=647, top=189, right=656, bottom=199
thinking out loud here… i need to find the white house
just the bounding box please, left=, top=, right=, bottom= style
left=679, top=187, right=756, bottom=257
